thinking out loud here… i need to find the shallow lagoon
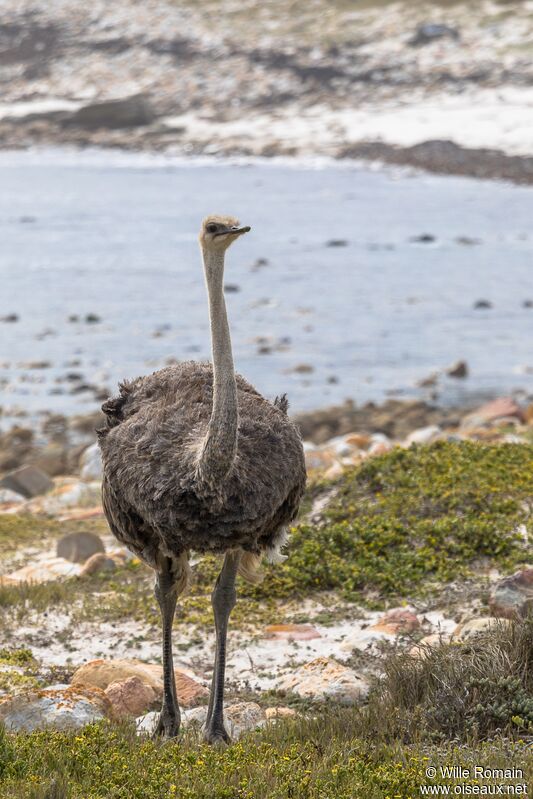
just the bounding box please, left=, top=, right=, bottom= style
left=1, top=149, right=532, bottom=421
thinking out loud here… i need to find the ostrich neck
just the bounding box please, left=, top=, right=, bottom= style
left=196, top=247, right=238, bottom=487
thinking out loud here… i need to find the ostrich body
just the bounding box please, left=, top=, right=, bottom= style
left=98, top=216, right=306, bottom=743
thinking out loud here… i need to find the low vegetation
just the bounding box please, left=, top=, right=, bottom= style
left=1, top=622, right=532, bottom=798
left=1, top=442, right=533, bottom=796
left=0, top=442, right=531, bottom=632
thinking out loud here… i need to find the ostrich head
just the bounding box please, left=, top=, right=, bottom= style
left=199, top=215, right=251, bottom=253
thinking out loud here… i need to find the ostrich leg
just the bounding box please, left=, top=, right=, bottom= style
left=153, top=556, right=180, bottom=738
left=204, top=550, right=241, bottom=744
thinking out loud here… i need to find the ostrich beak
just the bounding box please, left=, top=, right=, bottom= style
left=215, top=225, right=251, bottom=238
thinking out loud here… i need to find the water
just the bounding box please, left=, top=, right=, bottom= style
left=1, top=148, right=532, bottom=425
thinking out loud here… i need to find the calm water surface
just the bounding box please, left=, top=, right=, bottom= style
left=1, top=149, right=532, bottom=424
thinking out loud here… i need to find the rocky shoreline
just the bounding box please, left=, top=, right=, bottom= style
left=1, top=0, right=532, bottom=182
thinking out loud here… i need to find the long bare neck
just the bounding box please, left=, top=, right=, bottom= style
left=195, top=247, right=238, bottom=489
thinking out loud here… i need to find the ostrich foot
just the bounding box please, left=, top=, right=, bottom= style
left=153, top=709, right=180, bottom=740
left=203, top=724, right=231, bottom=746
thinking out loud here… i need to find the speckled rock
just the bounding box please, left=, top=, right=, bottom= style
left=489, top=567, right=533, bottom=620
left=71, top=658, right=208, bottom=707
left=276, top=657, right=369, bottom=704
left=105, top=676, right=157, bottom=719
left=0, top=686, right=111, bottom=732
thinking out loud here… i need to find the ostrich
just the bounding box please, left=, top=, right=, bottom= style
left=98, top=216, right=306, bottom=744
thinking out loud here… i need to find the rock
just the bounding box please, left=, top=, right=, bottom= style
left=32, top=444, right=69, bottom=477
left=410, top=233, right=436, bottom=243
left=324, top=462, right=344, bottom=479
left=64, top=95, right=155, bottom=130
left=71, top=659, right=208, bottom=707
left=1, top=557, right=82, bottom=584
left=0, top=465, right=53, bottom=498
left=461, top=397, right=524, bottom=429
left=408, top=23, right=459, bottom=47
left=31, top=479, right=102, bottom=512
left=455, top=237, right=481, bottom=246
left=264, top=624, right=321, bottom=641
left=0, top=426, right=34, bottom=471
left=223, top=284, right=240, bottom=293
left=136, top=710, right=160, bottom=735
left=79, top=442, right=103, bottom=481
left=0, top=686, right=111, bottom=732
left=0, top=313, right=19, bottom=323
left=0, top=488, right=26, bottom=506
left=417, top=372, right=439, bottom=388
left=325, top=239, right=348, bottom=247
left=446, top=360, right=468, bottom=378
left=79, top=552, right=117, bottom=577
left=405, top=425, right=441, bottom=445
left=345, top=433, right=371, bottom=450
left=265, top=706, right=297, bottom=720
left=304, top=448, right=337, bottom=472
left=367, top=437, right=393, bottom=456
left=105, top=676, right=157, bottom=719
left=489, top=568, right=533, bottom=620
left=57, top=531, right=105, bottom=564
left=453, top=616, right=512, bottom=640
left=137, top=702, right=265, bottom=740
left=474, top=299, right=492, bottom=309
left=277, top=657, right=368, bottom=704
left=291, top=363, right=314, bottom=374
left=409, top=632, right=454, bottom=658
left=371, top=608, right=420, bottom=635
left=523, top=300, right=533, bottom=309
left=224, top=702, right=265, bottom=739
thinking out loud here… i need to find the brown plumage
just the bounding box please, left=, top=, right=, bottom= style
left=98, top=363, right=304, bottom=561
left=98, top=215, right=306, bottom=744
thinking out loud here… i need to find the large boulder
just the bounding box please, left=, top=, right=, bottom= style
left=489, top=568, right=533, bottom=620
left=64, top=95, right=155, bottom=130
left=0, top=686, right=111, bottom=732
left=276, top=657, right=369, bottom=704
left=71, top=658, right=208, bottom=707
left=0, top=465, right=53, bottom=498
left=56, top=531, right=105, bottom=564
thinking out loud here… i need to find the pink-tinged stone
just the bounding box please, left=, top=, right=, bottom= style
left=371, top=608, right=420, bottom=635
left=79, top=552, right=117, bottom=577
left=71, top=658, right=208, bottom=707
left=489, top=567, right=533, bottom=620
left=367, top=441, right=392, bottom=457
left=105, top=676, right=157, bottom=719
left=264, top=623, right=322, bottom=641
left=461, top=397, right=524, bottom=428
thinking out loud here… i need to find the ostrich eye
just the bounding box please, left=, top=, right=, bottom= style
left=206, top=223, right=218, bottom=234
